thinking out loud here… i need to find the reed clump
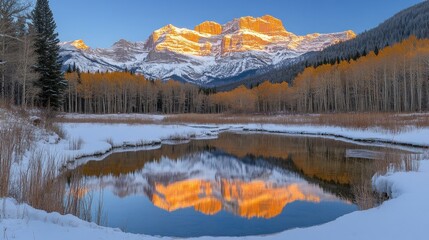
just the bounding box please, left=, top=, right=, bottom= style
left=0, top=109, right=89, bottom=218
left=164, top=113, right=429, bottom=133
left=0, top=118, right=35, bottom=197
left=68, top=137, right=84, bottom=150
left=352, top=151, right=422, bottom=210
left=14, top=151, right=66, bottom=213
left=58, top=112, right=429, bottom=134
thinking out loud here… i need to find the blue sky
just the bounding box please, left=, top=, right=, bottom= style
left=47, top=0, right=422, bottom=48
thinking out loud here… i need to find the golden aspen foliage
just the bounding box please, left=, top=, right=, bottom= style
left=64, top=36, right=429, bottom=114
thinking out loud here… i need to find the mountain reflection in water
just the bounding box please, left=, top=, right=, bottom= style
left=145, top=154, right=328, bottom=219
left=80, top=152, right=340, bottom=219
left=152, top=179, right=322, bottom=219
left=70, top=132, right=391, bottom=237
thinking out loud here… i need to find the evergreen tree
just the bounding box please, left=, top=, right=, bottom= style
left=31, top=0, right=66, bottom=110
left=374, top=46, right=379, bottom=55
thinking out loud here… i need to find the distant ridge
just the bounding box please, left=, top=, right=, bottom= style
left=59, top=15, right=354, bottom=87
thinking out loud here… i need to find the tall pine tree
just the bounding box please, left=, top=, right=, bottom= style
left=31, top=0, right=66, bottom=110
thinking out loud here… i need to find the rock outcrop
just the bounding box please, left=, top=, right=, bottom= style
left=195, top=21, right=222, bottom=35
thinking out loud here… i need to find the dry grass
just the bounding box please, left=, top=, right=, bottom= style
left=164, top=113, right=429, bottom=133
left=34, top=109, right=67, bottom=139
left=353, top=151, right=422, bottom=210
left=63, top=171, right=92, bottom=219
left=0, top=128, right=14, bottom=197
left=0, top=118, right=34, bottom=197
left=352, top=179, right=380, bottom=210
left=55, top=115, right=157, bottom=125
left=14, top=151, right=67, bottom=213
left=167, top=133, right=196, bottom=141
left=0, top=100, right=13, bottom=111
left=56, top=112, right=429, bottom=133
left=49, top=123, right=67, bottom=139
left=68, top=137, right=84, bottom=150
left=61, top=174, right=106, bottom=225
left=373, top=152, right=421, bottom=176
left=105, top=137, right=114, bottom=146
left=0, top=108, right=89, bottom=218
left=9, top=150, right=91, bottom=216
left=316, top=113, right=429, bottom=132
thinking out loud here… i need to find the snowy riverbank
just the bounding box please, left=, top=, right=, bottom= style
left=1, top=113, right=429, bottom=240
left=46, top=122, right=429, bottom=164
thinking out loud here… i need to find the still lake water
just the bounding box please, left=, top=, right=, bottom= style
left=71, top=132, right=391, bottom=237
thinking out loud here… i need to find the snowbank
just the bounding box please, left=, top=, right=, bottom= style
left=242, top=124, right=429, bottom=148
left=59, top=123, right=429, bottom=165
left=54, top=123, right=218, bottom=161
left=0, top=198, right=146, bottom=240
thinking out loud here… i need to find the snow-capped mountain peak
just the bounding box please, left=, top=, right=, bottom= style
left=59, top=39, right=90, bottom=51
left=59, top=15, right=355, bottom=86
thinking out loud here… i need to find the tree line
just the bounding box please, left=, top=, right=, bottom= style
left=63, top=69, right=291, bottom=114
left=63, top=36, right=429, bottom=114
left=290, top=36, right=429, bottom=113
left=0, top=0, right=65, bottom=110
left=64, top=71, right=204, bottom=114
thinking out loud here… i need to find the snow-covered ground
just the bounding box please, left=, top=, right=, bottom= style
left=242, top=124, right=429, bottom=148
left=1, top=112, right=429, bottom=240
left=53, top=123, right=218, bottom=161
left=40, top=122, right=429, bottom=166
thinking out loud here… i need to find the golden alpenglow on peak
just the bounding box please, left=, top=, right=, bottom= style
left=143, top=14, right=354, bottom=59
left=150, top=24, right=209, bottom=55
left=195, top=21, right=222, bottom=35
left=151, top=24, right=178, bottom=43
left=237, top=15, right=287, bottom=34
left=71, top=39, right=89, bottom=50
left=345, top=30, right=357, bottom=39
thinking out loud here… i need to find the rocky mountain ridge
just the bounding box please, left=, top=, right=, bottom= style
left=60, top=15, right=355, bottom=86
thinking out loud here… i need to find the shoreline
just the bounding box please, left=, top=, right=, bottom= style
left=65, top=124, right=428, bottom=171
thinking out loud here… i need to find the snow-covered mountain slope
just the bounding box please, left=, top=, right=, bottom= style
left=60, top=15, right=355, bottom=86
